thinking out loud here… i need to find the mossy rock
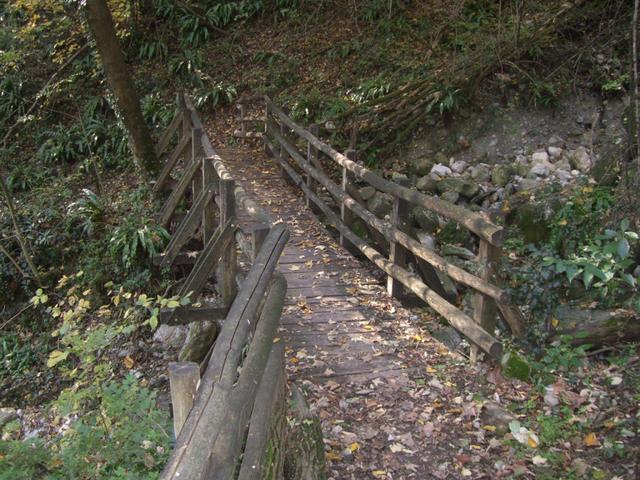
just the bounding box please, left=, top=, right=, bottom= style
left=514, top=203, right=551, bottom=244
left=438, top=220, right=472, bottom=247
left=501, top=352, right=531, bottom=382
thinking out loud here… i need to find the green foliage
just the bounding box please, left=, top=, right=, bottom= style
left=168, top=50, right=203, bottom=77
left=529, top=339, right=590, bottom=386
left=138, top=38, right=169, bottom=62
left=192, top=72, right=237, bottom=110
left=542, top=219, right=638, bottom=303
left=109, top=221, right=169, bottom=272
left=67, top=189, right=106, bottom=238
left=348, top=77, right=391, bottom=104
left=0, top=377, right=171, bottom=480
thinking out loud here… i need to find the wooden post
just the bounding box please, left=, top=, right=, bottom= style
left=306, top=124, right=320, bottom=212
left=191, top=128, right=202, bottom=204
left=179, top=93, right=190, bottom=138
left=218, top=179, right=238, bottom=307
left=387, top=196, right=410, bottom=298
left=339, top=149, right=358, bottom=255
left=239, top=103, right=247, bottom=142
left=168, top=361, right=200, bottom=438
left=470, top=239, right=499, bottom=363
left=251, top=224, right=270, bottom=262
left=263, top=102, right=272, bottom=157
left=202, top=155, right=216, bottom=244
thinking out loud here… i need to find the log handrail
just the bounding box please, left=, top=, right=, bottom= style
left=244, top=95, right=504, bottom=246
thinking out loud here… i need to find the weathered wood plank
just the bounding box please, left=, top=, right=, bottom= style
left=168, top=362, right=201, bottom=438
left=156, top=111, right=183, bottom=156
left=160, top=224, right=289, bottom=480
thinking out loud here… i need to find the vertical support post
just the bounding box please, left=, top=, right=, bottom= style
left=239, top=103, right=247, bottom=142
left=306, top=124, right=320, bottom=212
left=168, top=361, right=200, bottom=438
left=340, top=149, right=358, bottom=255
left=251, top=224, right=270, bottom=262
left=470, top=239, right=499, bottom=363
left=278, top=122, right=288, bottom=182
left=179, top=93, right=190, bottom=139
left=218, top=179, right=237, bottom=307
left=387, top=196, right=410, bottom=298
left=191, top=128, right=202, bottom=203
left=263, top=101, right=272, bottom=157
left=202, top=156, right=216, bottom=244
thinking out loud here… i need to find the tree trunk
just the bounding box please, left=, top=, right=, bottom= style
left=551, top=306, right=640, bottom=347
left=85, top=0, right=159, bottom=175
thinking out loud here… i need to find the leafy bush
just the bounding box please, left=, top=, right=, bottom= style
left=109, top=221, right=169, bottom=272
left=67, top=189, right=107, bottom=237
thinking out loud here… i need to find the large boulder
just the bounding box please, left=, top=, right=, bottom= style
left=491, top=164, right=514, bottom=187
left=436, top=177, right=480, bottom=199
left=416, top=175, right=438, bottom=193
left=411, top=207, right=439, bottom=233
left=412, top=157, right=434, bottom=176
left=470, top=164, right=491, bottom=183
left=430, top=163, right=452, bottom=179
left=391, top=172, right=412, bottom=188
left=528, top=161, right=554, bottom=177
left=531, top=150, right=549, bottom=164
left=568, top=146, right=593, bottom=172
left=367, top=192, right=393, bottom=218
left=450, top=160, right=467, bottom=174
left=358, top=186, right=376, bottom=201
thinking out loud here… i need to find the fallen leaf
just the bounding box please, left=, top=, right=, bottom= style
left=124, top=355, right=135, bottom=369
left=583, top=433, right=600, bottom=447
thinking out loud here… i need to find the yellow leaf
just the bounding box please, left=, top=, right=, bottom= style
left=426, top=366, right=437, bottom=373
left=124, top=356, right=135, bottom=369
left=551, top=317, right=559, bottom=328
left=372, top=470, right=386, bottom=477
left=325, top=451, right=341, bottom=461
left=583, top=433, right=600, bottom=447
left=349, top=442, right=360, bottom=452
left=527, top=436, right=538, bottom=448
left=483, top=425, right=496, bottom=432
left=47, top=350, right=69, bottom=368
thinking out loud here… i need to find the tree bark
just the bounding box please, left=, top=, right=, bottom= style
left=551, top=306, right=640, bottom=347
left=85, top=0, right=159, bottom=175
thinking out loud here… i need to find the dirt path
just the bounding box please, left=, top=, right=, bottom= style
left=215, top=143, right=516, bottom=479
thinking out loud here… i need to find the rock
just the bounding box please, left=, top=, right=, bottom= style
left=431, top=326, right=462, bottom=350
left=0, top=408, right=18, bottom=431
left=416, top=231, right=437, bottom=250
left=436, top=177, right=480, bottom=198
left=555, top=170, right=572, bottom=183
left=416, top=175, right=438, bottom=193
left=515, top=203, right=551, bottom=243
left=413, top=157, right=434, bottom=176
left=470, top=164, right=491, bottom=183
left=430, top=163, right=452, bottom=178
left=438, top=220, right=472, bottom=246
left=441, top=191, right=460, bottom=204
left=528, top=161, right=554, bottom=177
left=391, top=172, right=411, bottom=187
left=441, top=244, right=475, bottom=260
left=450, top=160, right=467, bottom=174
left=568, top=146, right=593, bottom=172
left=179, top=320, right=218, bottom=363
left=359, top=186, right=376, bottom=201
left=367, top=192, right=393, bottom=218
left=153, top=324, right=187, bottom=351
left=548, top=135, right=565, bottom=147
left=482, top=402, right=517, bottom=435
left=531, top=151, right=549, bottom=164
left=491, top=164, right=514, bottom=187
left=515, top=178, right=540, bottom=192
left=411, top=208, right=438, bottom=233
left=547, top=146, right=563, bottom=159
left=555, top=158, right=571, bottom=171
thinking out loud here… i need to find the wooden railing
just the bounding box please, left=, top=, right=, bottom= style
left=153, top=94, right=289, bottom=479
left=236, top=95, right=525, bottom=362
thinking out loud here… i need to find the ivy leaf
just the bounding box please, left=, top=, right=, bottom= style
left=622, top=273, right=636, bottom=288
left=166, top=300, right=181, bottom=308
left=583, top=270, right=594, bottom=289
left=47, top=350, right=70, bottom=368
left=617, top=238, right=630, bottom=259
left=149, top=315, right=158, bottom=330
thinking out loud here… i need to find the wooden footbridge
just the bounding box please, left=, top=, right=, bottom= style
left=151, top=94, right=525, bottom=478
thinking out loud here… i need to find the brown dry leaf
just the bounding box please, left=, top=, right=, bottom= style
left=123, top=356, right=135, bottom=369
left=583, top=433, right=600, bottom=447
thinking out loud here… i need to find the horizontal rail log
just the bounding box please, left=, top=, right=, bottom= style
left=268, top=140, right=502, bottom=359
left=158, top=157, right=201, bottom=227
left=265, top=97, right=503, bottom=246
left=154, top=134, right=191, bottom=194
left=156, top=111, right=183, bottom=157
left=160, top=224, right=289, bottom=480
left=265, top=133, right=507, bottom=303
left=208, top=274, right=287, bottom=479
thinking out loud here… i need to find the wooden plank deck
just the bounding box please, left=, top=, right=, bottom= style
left=215, top=144, right=479, bottom=479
